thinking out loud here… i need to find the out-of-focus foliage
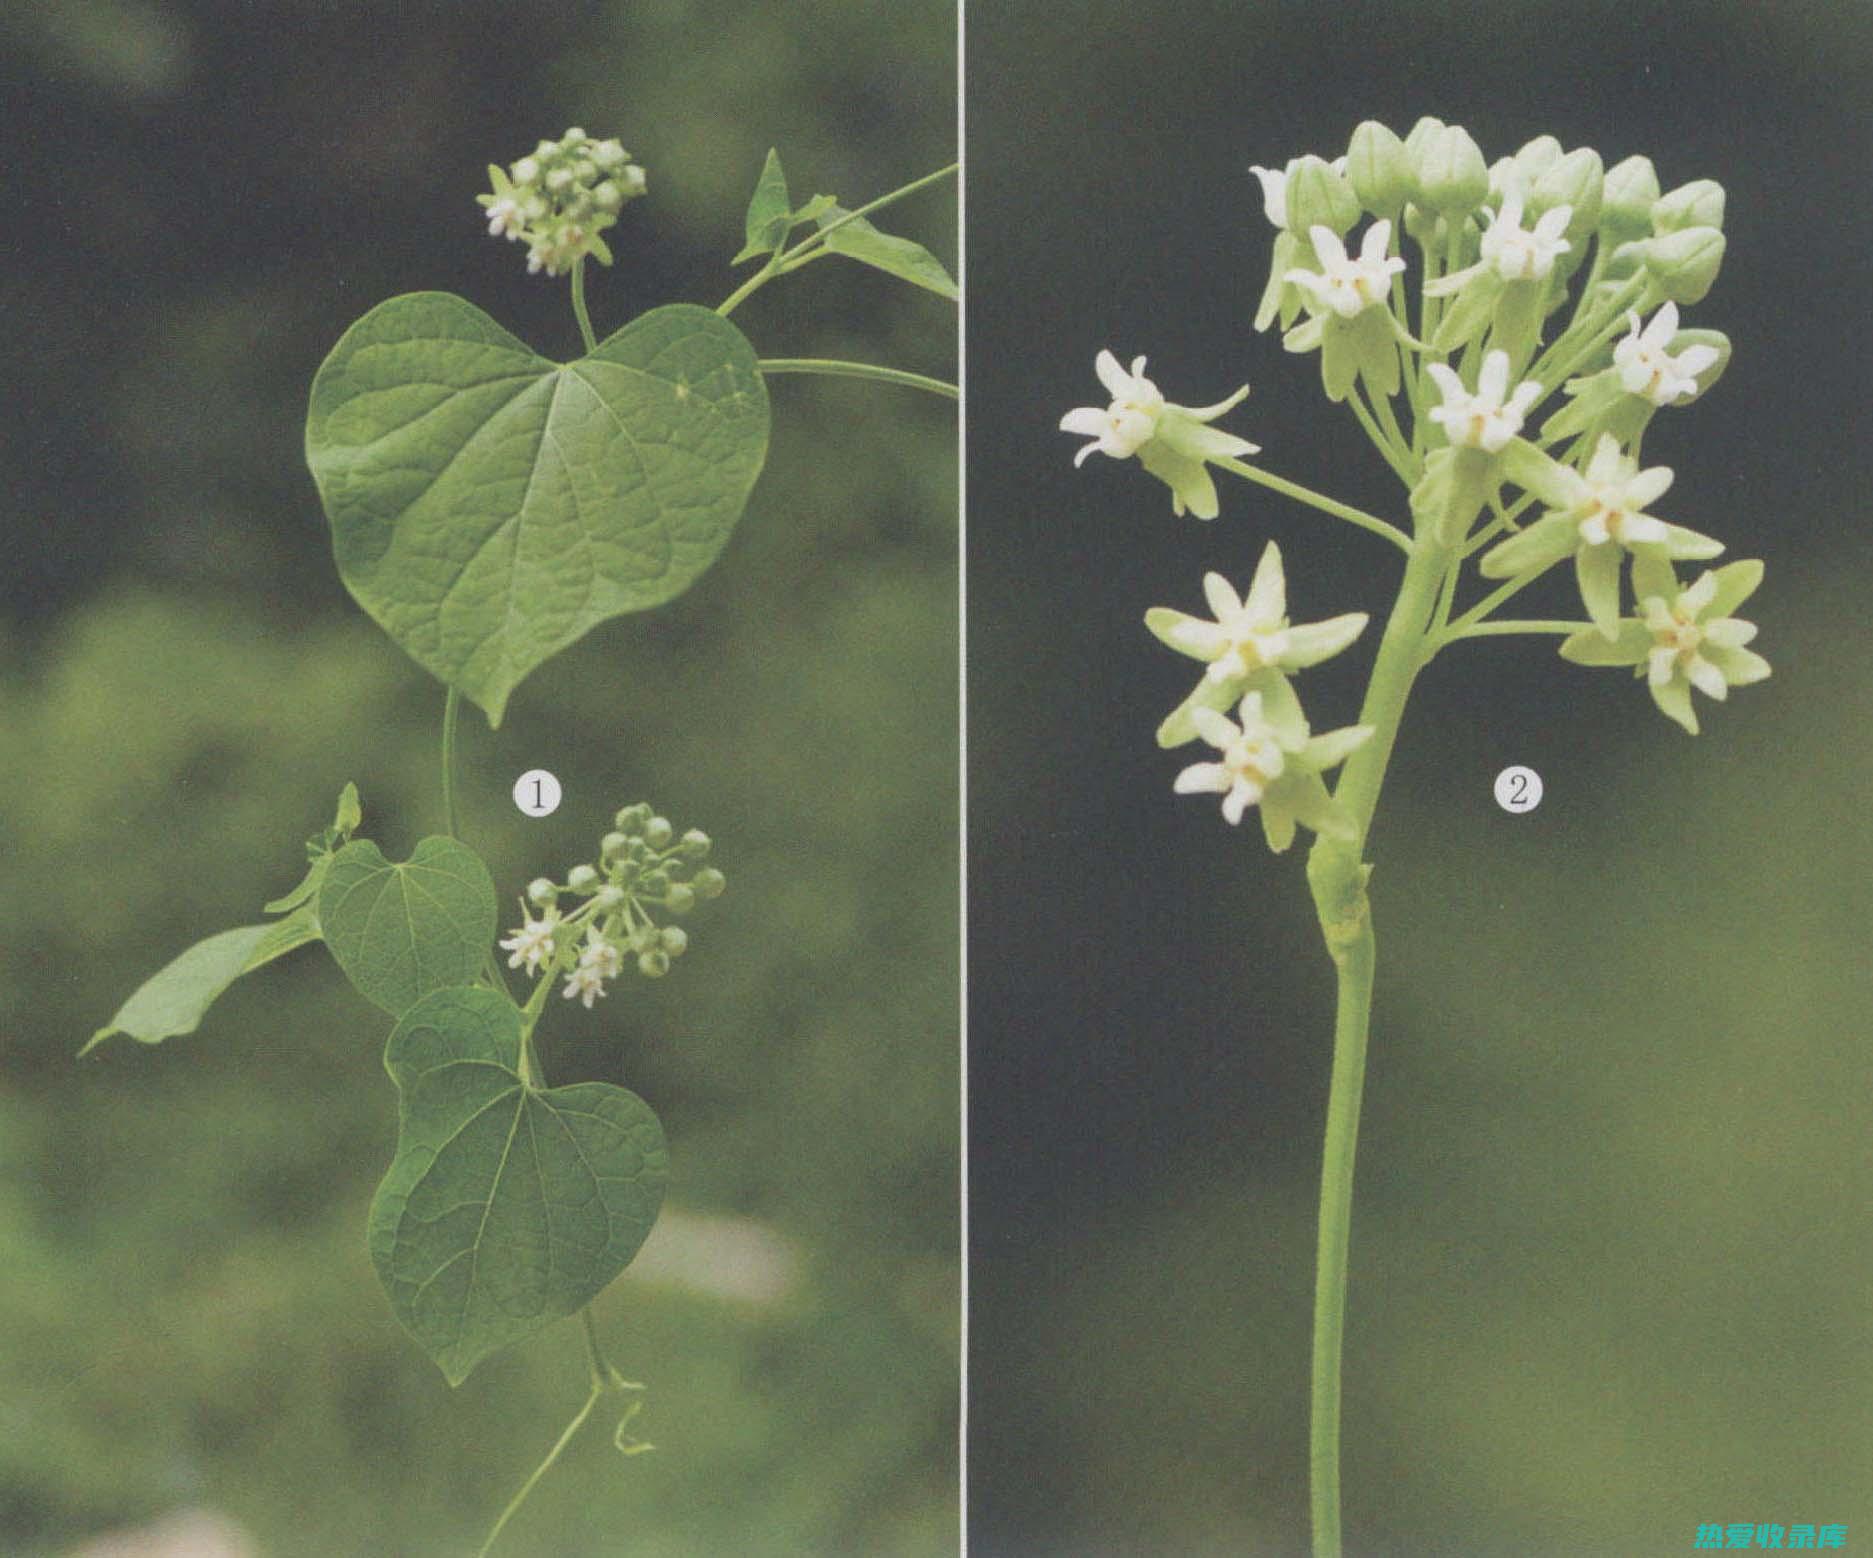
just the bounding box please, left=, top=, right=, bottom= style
left=0, top=1, right=955, bottom=1553
left=969, top=0, right=1872, bottom=1552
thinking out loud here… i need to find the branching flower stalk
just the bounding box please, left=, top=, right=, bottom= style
left=1061, top=117, right=1768, bottom=1557
left=90, top=128, right=957, bottom=1556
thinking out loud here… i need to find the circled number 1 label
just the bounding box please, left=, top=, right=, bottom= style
left=513, top=769, right=562, bottom=817
left=1494, top=765, right=1543, bottom=814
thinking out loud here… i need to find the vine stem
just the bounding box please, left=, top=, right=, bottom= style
left=757, top=356, right=957, bottom=400
left=475, top=1383, right=604, bottom=1558
left=1303, top=532, right=1452, bottom=1558
left=440, top=686, right=462, bottom=839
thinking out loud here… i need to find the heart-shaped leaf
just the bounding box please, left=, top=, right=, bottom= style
left=306, top=295, right=769, bottom=725
left=317, top=836, right=496, bottom=1017
left=369, top=986, right=669, bottom=1384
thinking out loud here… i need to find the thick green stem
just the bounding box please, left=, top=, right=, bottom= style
left=1301, top=532, right=1450, bottom=1558
left=757, top=356, right=957, bottom=400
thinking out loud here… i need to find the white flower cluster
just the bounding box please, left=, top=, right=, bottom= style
left=497, top=803, right=724, bottom=1009
left=477, top=127, right=646, bottom=277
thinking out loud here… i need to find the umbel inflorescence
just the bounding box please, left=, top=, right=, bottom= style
left=1062, top=117, right=1769, bottom=847
left=478, top=126, right=648, bottom=276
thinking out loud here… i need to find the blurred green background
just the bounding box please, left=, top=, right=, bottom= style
left=0, top=2, right=955, bottom=1554
left=968, top=2, right=1872, bottom=1554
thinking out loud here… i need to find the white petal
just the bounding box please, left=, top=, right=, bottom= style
left=1359, top=221, right=1393, bottom=263
left=1687, top=655, right=1729, bottom=701
left=1201, top=571, right=1242, bottom=622
left=1094, top=350, right=1128, bottom=398
left=1171, top=620, right=1230, bottom=658
left=1072, top=441, right=1102, bottom=468
left=1221, top=781, right=1256, bottom=825
left=1060, top=406, right=1108, bottom=436
left=1244, top=543, right=1286, bottom=624
left=1680, top=571, right=1719, bottom=613
left=1308, top=224, right=1348, bottom=268
left=1477, top=350, right=1510, bottom=404
left=1643, top=302, right=1679, bottom=347
left=1647, top=647, right=1677, bottom=687
left=1188, top=706, right=1238, bottom=748
left=1174, top=761, right=1230, bottom=795
left=1623, top=465, right=1675, bottom=509
left=1425, top=362, right=1465, bottom=404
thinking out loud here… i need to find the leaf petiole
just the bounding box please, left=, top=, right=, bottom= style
left=757, top=357, right=957, bottom=400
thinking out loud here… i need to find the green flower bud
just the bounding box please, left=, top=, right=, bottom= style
left=664, top=883, right=696, bottom=915
left=1651, top=178, right=1725, bottom=235
left=659, top=926, right=688, bottom=957
left=638, top=871, right=670, bottom=897
left=534, top=139, right=557, bottom=159
left=678, top=828, right=711, bottom=861
left=1511, top=134, right=1563, bottom=186
left=637, top=950, right=670, bottom=978
left=1601, top=155, right=1660, bottom=239
left=1644, top=226, right=1725, bottom=304
left=593, top=180, right=625, bottom=214
left=573, top=158, right=597, bottom=184
left=1530, top=147, right=1603, bottom=242
left=593, top=139, right=628, bottom=170
left=1345, top=120, right=1409, bottom=215
left=562, top=126, right=588, bottom=145
left=567, top=864, right=600, bottom=893
left=545, top=167, right=574, bottom=194
left=1284, top=155, right=1360, bottom=237
left=693, top=867, right=726, bottom=900
left=614, top=802, right=651, bottom=833
left=1410, top=122, right=1488, bottom=218
left=527, top=877, right=557, bottom=906
left=511, top=156, right=541, bottom=186
left=601, top=831, right=629, bottom=859
left=593, top=884, right=625, bottom=910
left=643, top=816, right=674, bottom=850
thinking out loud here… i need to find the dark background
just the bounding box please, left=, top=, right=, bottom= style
left=969, top=2, right=1873, bottom=1553
left=1, top=2, right=955, bottom=1553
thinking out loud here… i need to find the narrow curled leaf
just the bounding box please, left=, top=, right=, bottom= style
left=83, top=907, right=319, bottom=1053
left=369, top=987, right=669, bottom=1384
left=733, top=147, right=792, bottom=263
left=305, top=295, right=769, bottom=725
left=265, top=781, right=365, bottom=912
left=317, top=836, right=496, bottom=1017
left=815, top=206, right=959, bottom=300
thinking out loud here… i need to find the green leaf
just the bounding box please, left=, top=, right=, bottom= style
left=317, top=836, right=496, bottom=1017
left=266, top=781, right=365, bottom=912
left=305, top=295, right=769, bottom=726
left=83, top=907, right=319, bottom=1054
left=814, top=206, right=959, bottom=300
left=733, top=147, right=792, bottom=263
left=369, top=987, right=669, bottom=1385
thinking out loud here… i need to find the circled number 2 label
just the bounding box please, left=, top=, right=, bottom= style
left=1494, top=765, right=1543, bottom=815
left=513, top=769, right=562, bottom=817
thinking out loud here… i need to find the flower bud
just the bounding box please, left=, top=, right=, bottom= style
left=1644, top=226, right=1725, bottom=304
left=664, top=883, right=696, bottom=915
left=1511, top=134, right=1563, bottom=186
left=1284, top=155, right=1360, bottom=237
left=567, top=864, right=600, bottom=893
left=1410, top=122, right=1488, bottom=217
left=511, top=156, right=541, bottom=186
left=637, top=950, right=670, bottom=978
left=1530, top=147, right=1603, bottom=242
left=594, top=884, right=625, bottom=910
left=638, top=871, right=670, bottom=897
left=593, top=139, right=628, bottom=170
left=1600, top=155, right=1660, bottom=240
left=621, top=165, right=647, bottom=197
left=545, top=167, right=574, bottom=194
left=614, top=803, right=651, bottom=833
left=1651, top=179, right=1725, bottom=235
left=593, top=180, right=624, bottom=214
left=643, top=816, right=674, bottom=849
left=601, top=831, right=629, bottom=859
left=693, top=867, right=726, bottom=900
left=1345, top=121, right=1409, bottom=215
left=678, top=828, right=711, bottom=861
left=659, top=926, right=688, bottom=957
left=562, top=126, right=587, bottom=145
left=573, top=158, right=597, bottom=183
left=527, top=877, right=557, bottom=906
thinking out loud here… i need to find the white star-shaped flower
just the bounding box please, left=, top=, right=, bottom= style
left=1059, top=350, right=1166, bottom=466
left=1612, top=302, right=1722, bottom=405
left=577, top=927, right=624, bottom=981
left=1570, top=434, right=1675, bottom=548
left=1425, top=350, right=1544, bottom=453
left=1479, top=191, right=1571, bottom=282
left=1174, top=692, right=1290, bottom=826
left=498, top=906, right=559, bottom=975
left=1148, top=542, right=1368, bottom=684
left=484, top=195, right=525, bottom=240
left=1285, top=221, right=1406, bottom=319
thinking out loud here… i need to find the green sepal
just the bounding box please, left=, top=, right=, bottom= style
left=1629, top=551, right=1679, bottom=604
left=814, top=206, right=958, bottom=300
left=318, top=836, right=497, bottom=1018
left=1498, top=437, right=1578, bottom=509
left=1704, top=559, right=1765, bottom=619
left=1350, top=306, right=1401, bottom=400
left=369, top=986, right=669, bottom=1385
left=1559, top=619, right=1650, bottom=665
left=1254, top=230, right=1303, bottom=332
left=1650, top=675, right=1700, bottom=734
left=734, top=147, right=792, bottom=263
left=1575, top=541, right=1624, bottom=638
left=1430, top=267, right=1503, bottom=353
left=1479, top=513, right=1576, bottom=580
left=1319, top=314, right=1361, bottom=403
